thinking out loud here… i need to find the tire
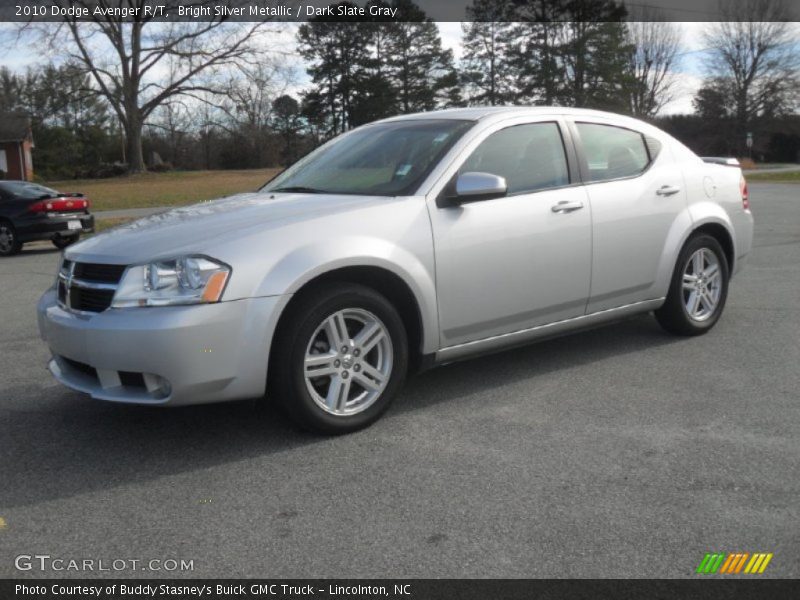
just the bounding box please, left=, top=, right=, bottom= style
left=655, top=233, right=730, bottom=336
left=269, top=282, right=409, bottom=434
left=0, top=220, right=22, bottom=257
left=52, top=234, right=80, bottom=249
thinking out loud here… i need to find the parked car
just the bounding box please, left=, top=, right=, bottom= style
left=37, top=107, right=753, bottom=433
left=0, top=181, right=94, bottom=256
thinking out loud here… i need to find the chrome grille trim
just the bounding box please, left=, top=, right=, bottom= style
left=57, top=261, right=127, bottom=313
left=57, top=274, right=118, bottom=291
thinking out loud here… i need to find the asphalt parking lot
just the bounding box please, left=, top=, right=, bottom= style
left=1, top=183, right=798, bottom=579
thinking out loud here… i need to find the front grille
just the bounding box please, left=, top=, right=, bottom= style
left=74, top=263, right=126, bottom=283
left=70, top=287, right=116, bottom=312
left=58, top=261, right=126, bottom=313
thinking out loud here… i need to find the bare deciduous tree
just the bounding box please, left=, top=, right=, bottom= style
left=23, top=1, right=275, bottom=173
left=703, top=0, right=800, bottom=151
left=626, top=15, right=681, bottom=117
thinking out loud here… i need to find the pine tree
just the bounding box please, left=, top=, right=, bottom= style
left=384, top=0, right=458, bottom=113
left=460, top=0, right=517, bottom=106
left=511, top=0, right=632, bottom=109
left=297, top=3, right=376, bottom=136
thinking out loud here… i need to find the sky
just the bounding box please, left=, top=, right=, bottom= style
left=0, top=21, right=759, bottom=116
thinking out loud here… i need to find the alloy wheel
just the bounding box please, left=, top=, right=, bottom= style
left=682, top=248, right=722, bottom=322
left=303, top=308, right=393, bottom=416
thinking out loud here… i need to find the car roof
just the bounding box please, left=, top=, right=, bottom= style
left=373, top=106, right=662, bottom=136
left=376, top=106, right=631, bottom=122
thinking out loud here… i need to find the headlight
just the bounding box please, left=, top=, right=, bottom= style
left=111, top=256, right=230, bottom=308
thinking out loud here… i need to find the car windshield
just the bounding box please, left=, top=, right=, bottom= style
left=0, top=181, right=60, bottom=200
left=263, top=119, right=474, bottom=196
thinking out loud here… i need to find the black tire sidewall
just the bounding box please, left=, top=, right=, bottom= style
left=0, top=221, right=21, bottom=256
left=53, top=235, right=79, bottom=249
left=277, top=284, right=408, bottom=434
left=661, top=234, right=730, bottom=334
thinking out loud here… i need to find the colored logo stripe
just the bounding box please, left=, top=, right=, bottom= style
left=745, top=553, right=773, bottom=574
left=696, top=552, right=773, bottom=574
left=696, top=553, right=725, bottom=573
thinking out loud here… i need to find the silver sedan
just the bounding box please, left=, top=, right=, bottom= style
left=38, top=107, right=754, bottom=433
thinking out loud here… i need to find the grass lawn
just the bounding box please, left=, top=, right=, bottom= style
left=93, top=217, right=136, bottom=233
left=49, top=168, right=281, bottom=212
left=746, top=170, right=800, bottom=183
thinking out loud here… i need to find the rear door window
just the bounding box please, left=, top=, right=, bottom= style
left=575, top=123, right=651, bottom=182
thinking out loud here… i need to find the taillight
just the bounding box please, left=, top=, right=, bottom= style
left=27, top=197, right=89, bottom=213
left=740, top=176, right=749, bottom=210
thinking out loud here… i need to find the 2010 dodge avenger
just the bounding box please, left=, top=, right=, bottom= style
left=37, top=107, right=754, bottom=433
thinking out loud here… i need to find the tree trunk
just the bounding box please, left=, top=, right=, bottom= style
left=125, top=114, right=146, bottom=174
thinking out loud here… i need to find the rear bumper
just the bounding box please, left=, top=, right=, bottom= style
left=16, top=213, right=95, bottom=242
left=732, top=209, right=754, bottom=277
left=37, top=287, right=287, bottom=406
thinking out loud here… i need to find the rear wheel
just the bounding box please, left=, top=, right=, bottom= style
left=52, top=234, right=80, bottom=249
left=269, top=283, right=408, bottom=434
left=655, top=234, right=729, bottom=336
left=0, top=221, right=22, bottom=256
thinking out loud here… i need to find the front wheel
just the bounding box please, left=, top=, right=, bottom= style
left=269, top=283, right=408, bottom=434
left=655, top=234, right=730, bottom=336
left=52, top=234, right=80, bottom=249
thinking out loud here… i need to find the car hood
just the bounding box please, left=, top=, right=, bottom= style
left=67, top=192, right=389, bottom=264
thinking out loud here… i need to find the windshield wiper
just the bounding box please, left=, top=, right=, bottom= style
left=269, top=186, right=327, bottom=194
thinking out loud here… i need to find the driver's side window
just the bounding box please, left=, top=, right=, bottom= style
left=461, top=122, right=570, bottom=195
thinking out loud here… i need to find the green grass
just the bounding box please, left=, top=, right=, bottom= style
left=746, top=170, right=800, bottom=183
left=94, top=217, right=135, bottom=233
left=48, top=168, right=282, bottom=212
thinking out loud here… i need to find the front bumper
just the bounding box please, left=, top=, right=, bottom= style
left=37, top=288, right=287, bottom=406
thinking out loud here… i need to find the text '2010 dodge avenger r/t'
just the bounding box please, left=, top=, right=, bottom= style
left=38, top=107, right=754, bottom=434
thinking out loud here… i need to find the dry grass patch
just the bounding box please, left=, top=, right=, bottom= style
left=747, top=170, right=800, bottom=183
left=49, top=168, right=281, bottom=212
left=93, top=217, right=136, bottom=233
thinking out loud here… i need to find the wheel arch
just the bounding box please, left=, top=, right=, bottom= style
left=269, top=264, right=431, bottom=375
left=654, top=207, right=736, bottom=300
left=690, top=221, right=735, bottom=273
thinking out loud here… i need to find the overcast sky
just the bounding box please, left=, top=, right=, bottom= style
left=0, top=21, right=774, bottom=116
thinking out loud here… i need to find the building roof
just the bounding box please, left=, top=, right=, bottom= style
left=0, top=112, right=32, bottom=142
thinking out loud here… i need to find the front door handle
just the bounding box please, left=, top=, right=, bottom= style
left=656, top=185, right=681, bottom=197
left=551, top=200, right=584, bottom=214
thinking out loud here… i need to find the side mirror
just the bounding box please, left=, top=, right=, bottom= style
left=454, top=172, right=507, bottom=202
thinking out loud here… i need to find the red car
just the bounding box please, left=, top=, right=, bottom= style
left=0, top=181, right=94, bottom=256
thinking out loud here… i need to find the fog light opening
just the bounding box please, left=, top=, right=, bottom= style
left=143, top=373, right=172, bottom=399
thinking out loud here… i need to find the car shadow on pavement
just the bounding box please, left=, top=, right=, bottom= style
left=400, top=314, right=679, bottom=412
left=0, top=314, right=681, bottom=509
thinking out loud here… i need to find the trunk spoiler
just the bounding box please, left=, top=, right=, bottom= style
left=702, top=157, right=741, bottom=167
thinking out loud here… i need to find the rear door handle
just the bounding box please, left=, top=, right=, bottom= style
left=656, top=185, right=681, bottom=197
left=551, top=200, right=584, bottom=214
